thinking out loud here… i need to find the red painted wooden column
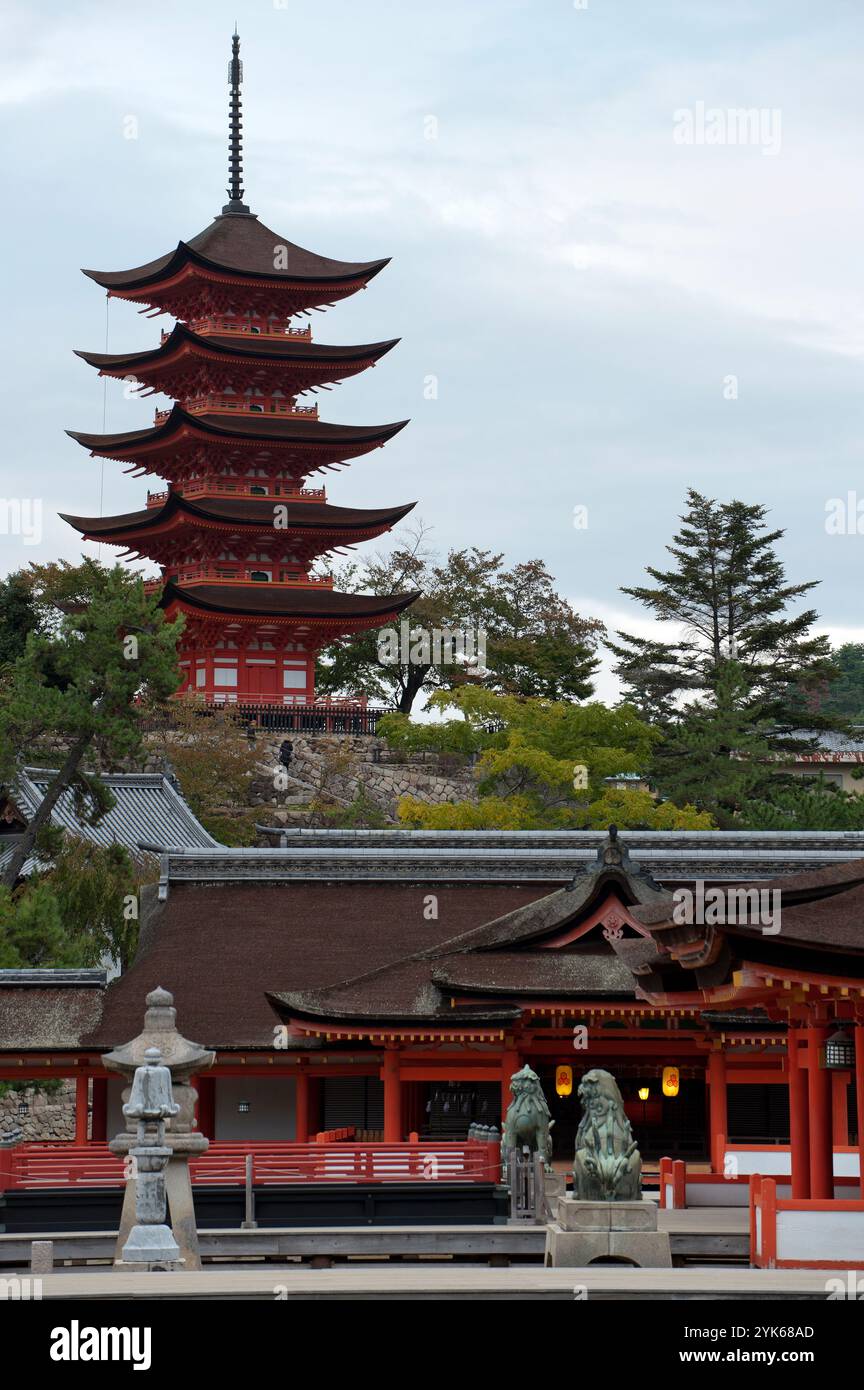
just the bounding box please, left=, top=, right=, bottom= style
left=194, top=1076, right=216, bottom=1139
left=500, top=1048, right=520, bottom=1126
left=74, top=1076, right=89, bottom=1144
left=382, top=1050, right=402, bottom=1143
left=807, top=1025, right=833, bottom=1200
left=707, top=1048, right=727, bottom=1172
left=295, top=1070, right=309, bottom=1143
left=90, top=1077, right=108, bottom=1143
left=832, top=1072, right=849, bottom=1147
left=788, top=1025, right=810, bottom=1199
left=856, top=1023, right=864, bottom=1199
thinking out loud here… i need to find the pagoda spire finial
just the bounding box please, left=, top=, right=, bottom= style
left=222, top=30, right=251, bottom=215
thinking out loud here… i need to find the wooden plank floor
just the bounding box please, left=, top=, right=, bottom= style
left=31, top=1264, right=832, bottom=1300
left=0, top=1209, right=751, bottom=1268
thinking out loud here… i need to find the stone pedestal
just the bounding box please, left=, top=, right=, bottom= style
left=544, top=1197, right=672, bottom=1268
left=544, top=1171, right=566, bottom=1203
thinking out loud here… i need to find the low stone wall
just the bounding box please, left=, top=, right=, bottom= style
left=251, top=734, right=477, bottom=824
left=0, top=1081, right=76, bottom=1141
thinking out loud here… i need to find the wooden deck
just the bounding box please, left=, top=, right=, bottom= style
left=0, top=1208, right=750, bottom=1270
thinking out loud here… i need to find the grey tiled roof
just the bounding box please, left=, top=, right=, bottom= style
left=0, top=767, right=219, bottom=874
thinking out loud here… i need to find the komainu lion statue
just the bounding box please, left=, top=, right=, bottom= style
left=500, top=1064, right=554, bottom=1181
left=573, top=1068, right=641, bottom=1201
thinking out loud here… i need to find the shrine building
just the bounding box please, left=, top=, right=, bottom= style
left=2, top=826, right=863, bottom=1217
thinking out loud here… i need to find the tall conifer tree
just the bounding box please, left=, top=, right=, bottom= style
left=608, top=490, right=841, bottom=742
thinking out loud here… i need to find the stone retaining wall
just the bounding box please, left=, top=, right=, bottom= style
left=0, top=1081, right=76, bottom=1141
left=250, top=734, right=477, bottom=823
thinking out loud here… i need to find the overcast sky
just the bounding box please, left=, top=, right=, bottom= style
left=2, top=0, right=863, bottom=700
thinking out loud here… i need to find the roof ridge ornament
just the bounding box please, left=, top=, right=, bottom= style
left=596, top=823, right=630, bottom=869
left=222, top=31, right=251, bottom=215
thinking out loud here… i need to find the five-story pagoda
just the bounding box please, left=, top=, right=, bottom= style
left=63, top=32, right=418, bottom=712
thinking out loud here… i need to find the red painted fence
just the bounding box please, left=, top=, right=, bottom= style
left=0, top=1140, right=502, bottom=1190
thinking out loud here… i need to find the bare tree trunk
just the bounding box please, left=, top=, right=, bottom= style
left=397, top=665, right=431, bottom=714
left=2, top=732, right=92, bottom=889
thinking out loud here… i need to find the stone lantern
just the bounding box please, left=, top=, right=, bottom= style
left=103, top=987, right=214, bottom=1270
left=119, top=1047, right=182, bottom=1267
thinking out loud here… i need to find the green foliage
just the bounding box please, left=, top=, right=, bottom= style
left=0, top=570, right=41, bottom=668
left=803, top=644, right=864, bottom=721
left=37, top=836, right=138, bottom=970
left=385, top=688, right=711, bottom=830
left=652, top=663, right=782, bottom=826
left=0, top=1079, right=64, bottom=1100
left=0, top=882, right=85, bottom=967
left=0, top=559, right=181, bottom=888
left=315, top=787, right=393, bottom=830
left=316, top=529, right=603, bottom=713
left=198, top=811, right=260, bottom=847
left=148, top=699, right=262, bottom=821
left=0, top=835, right=139, bottom=970
left=738, top=780, right=864, bottom=830
left=609, top=489, right=842, bottom=742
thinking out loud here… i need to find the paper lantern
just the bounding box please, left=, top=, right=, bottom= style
left=555, top=1065, right=573, bottom=1097
left=662, top=1066, right=680, bottom=1097
left=637, top=1086, right=650, bottom=1102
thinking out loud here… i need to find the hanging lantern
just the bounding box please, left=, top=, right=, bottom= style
left=662, top=1066, right=680, bottom=1097
left=555, top=1065, right=573, bottom=1097
left=821, top=1027, right=855, bottom=1070
left=637, top=1086, right=650, bottom=1102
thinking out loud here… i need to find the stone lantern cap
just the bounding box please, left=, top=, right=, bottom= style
left=102, top=987, right=215, bottom=1083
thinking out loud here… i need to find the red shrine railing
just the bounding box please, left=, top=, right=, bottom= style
left=0, top=1140, right=502, bottom=1190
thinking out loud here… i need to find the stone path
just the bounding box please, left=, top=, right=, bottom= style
left=30, top=1263, right=833, bottom=1300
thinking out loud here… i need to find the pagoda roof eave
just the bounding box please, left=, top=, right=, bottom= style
left=80, top=217, right=390, bottom=293
left=60, top=496, right=417, bottom=540
left=73, top=327, right=401, bottom=373
left=160, top=581, right=421, bottom=621
left=65, top=407, right=410, bottom=456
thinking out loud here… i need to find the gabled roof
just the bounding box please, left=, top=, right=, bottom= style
left=272, top=830, right=664, bottom=1023
left=82, top=215, right=389, bottom=292
left=83, top=882, right=542, bottom=1049
left=620, top=857, right=864, bottom=1003
left=421, top=833, right=666, bottom=956
left=0, top=768, right=219, bottom=877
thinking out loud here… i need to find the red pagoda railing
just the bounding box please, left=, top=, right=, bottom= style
left=146, top=481, right=327, bottom=508
left=149, top=566, right=334, bottom=590
left=154, top=397, right=319, bottom=425
left=0, top=1140, right=502, bottom=1190
left=182, top=319, right=313, bottom=341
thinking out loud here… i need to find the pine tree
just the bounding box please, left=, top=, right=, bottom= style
left=0, top=560, right=180, bottom=889
left=652, top=663, right=779, bottom=826
left=609, top=490, right=843, bottom=748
